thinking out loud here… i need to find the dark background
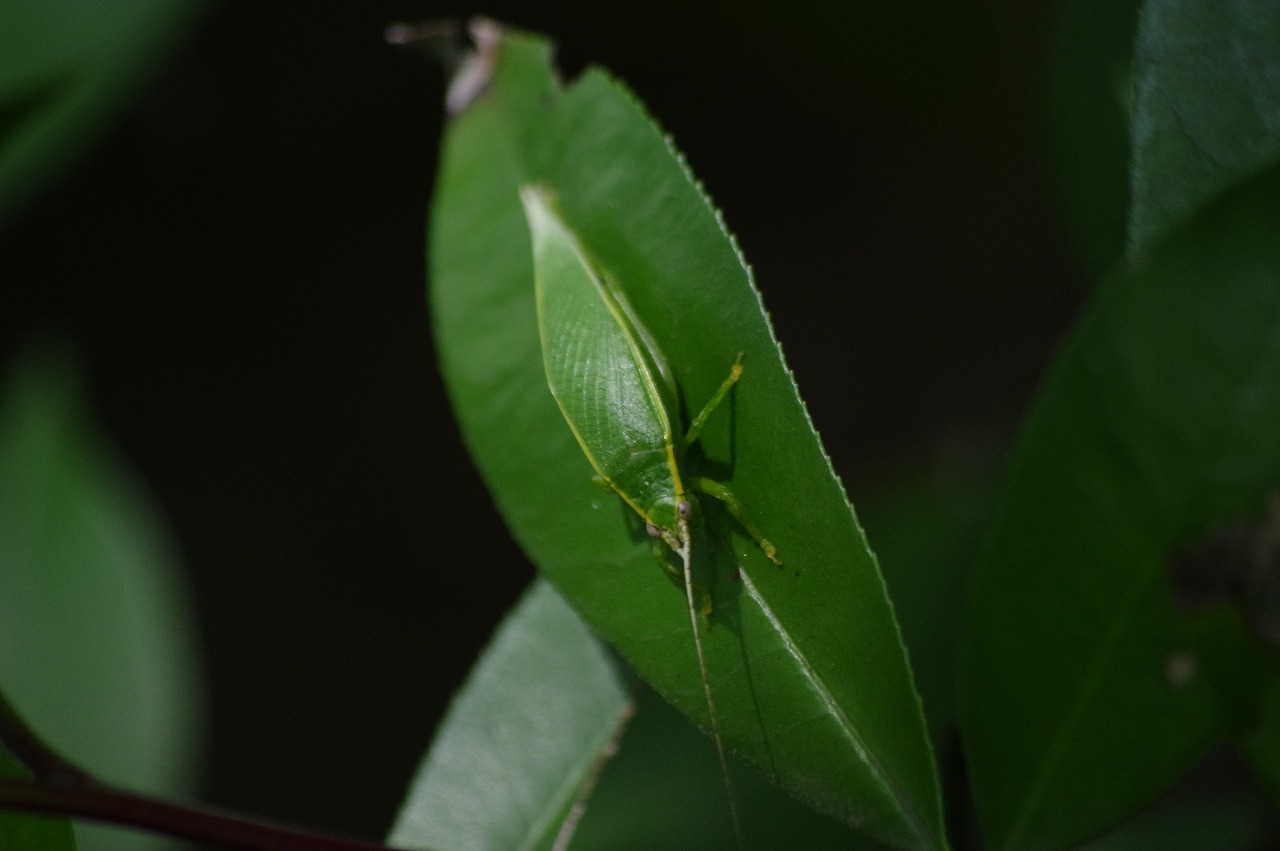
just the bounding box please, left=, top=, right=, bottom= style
left=0, top=1, right=1083, bottom=841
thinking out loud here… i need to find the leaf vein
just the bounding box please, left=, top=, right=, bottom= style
left=739, top=570, right=934, bottom=848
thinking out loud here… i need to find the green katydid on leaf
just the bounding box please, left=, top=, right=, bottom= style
left=520, top=182, right=781, bottom=839
left=521, top=183, right=779, bottom=571
left=426, top=20, right=946, bottom=850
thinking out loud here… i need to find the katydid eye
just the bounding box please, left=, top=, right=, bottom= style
left=678, top=500, right=693, bottom=519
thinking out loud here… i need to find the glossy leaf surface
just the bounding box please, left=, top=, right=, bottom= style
left=389, top=580, right=633, bottom=851
left=428, top=25, right=943, bottom=850
left=0, top=349, right=203, bottom=851
left=1129, top=0, right=1280, bottom=258
left=962, top=165, right=1280, bottom=850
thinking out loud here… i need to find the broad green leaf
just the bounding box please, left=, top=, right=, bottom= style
left=0, top=748, right=76, bottom=851
left=428, top=24, right=943, bottom=850
left=0, top=0, right=202, bottom=223
left=1128, top=0, right=1280, bottom=259
left=0, top=348, right=203, bottom=851
left=389, top=580, right=633, bottom=851
left=961, top=165, right=1280, bottom=850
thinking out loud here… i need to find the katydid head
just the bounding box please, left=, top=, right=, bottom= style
left=644, top=495, right=699, bottom=556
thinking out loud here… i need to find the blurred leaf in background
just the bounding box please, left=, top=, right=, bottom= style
left=962, top=158, right=1280, bottom=851
left=0, top=0, right=203, bottom=224
left=0, top=345, right=204, bottom=851
left=962, top=1, right=1280, bottom=846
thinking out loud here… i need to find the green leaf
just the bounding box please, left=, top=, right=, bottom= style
left=428, top=24, right=944, bottom=850
left=0, top=0, right=202, bottom=224
left=0, top=748, right=76, bottom=851
left=389, top=580, right=633, bottom=851
left=0, top=347, right=203, bottom=851
left=1128, top=0, right=1280, bottom=259
left=961, top=164, right=1280, bottom=850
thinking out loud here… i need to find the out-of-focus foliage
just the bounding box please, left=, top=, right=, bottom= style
left=0, top=348, right=203, bottom=851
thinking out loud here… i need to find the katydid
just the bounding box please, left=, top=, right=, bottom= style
left=519, top=183, right=780, bottom=841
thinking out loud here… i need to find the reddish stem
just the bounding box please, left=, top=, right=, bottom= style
left=0, top=690, right=414, bottom=851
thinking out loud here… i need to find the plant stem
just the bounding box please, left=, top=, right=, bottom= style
left=0, top=690, right=413, bottom=851
left=0, top=779, right=401, bottom=851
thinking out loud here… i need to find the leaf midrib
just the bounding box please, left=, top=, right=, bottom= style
left=739, top=570, right=939, bottom=850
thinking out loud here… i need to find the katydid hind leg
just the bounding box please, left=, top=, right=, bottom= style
left=692, top=475, right=782, bottom=564
left=684, top=353, right=745, bottom=446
